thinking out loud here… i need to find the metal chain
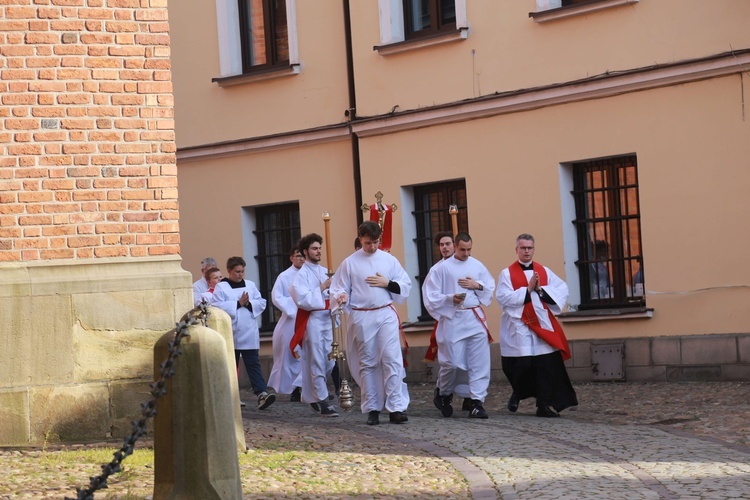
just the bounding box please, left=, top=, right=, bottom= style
left=69, top=301, right=210, bottom=500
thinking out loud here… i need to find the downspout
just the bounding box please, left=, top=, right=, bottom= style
left=343, top=0, right=363, bottom=225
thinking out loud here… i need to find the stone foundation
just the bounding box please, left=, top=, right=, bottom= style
left=0, top=256, right=192, bottom=446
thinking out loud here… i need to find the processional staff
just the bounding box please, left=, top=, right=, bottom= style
left=449, top=204, right=459, bottom=237
left=321, top=211, right=354, bottom=411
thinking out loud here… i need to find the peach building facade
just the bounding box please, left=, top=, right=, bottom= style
left=172, top=1, right=750, bottom=385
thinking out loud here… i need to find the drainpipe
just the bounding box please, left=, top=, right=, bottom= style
left=343, top=0, right=363, bottom=225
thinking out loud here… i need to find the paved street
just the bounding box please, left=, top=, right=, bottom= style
left=3, top=381, right=749, bottom=498
left=247, top=381, right=750, bottom=499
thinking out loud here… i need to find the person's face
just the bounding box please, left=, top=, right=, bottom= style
left=227, top=265, right=245, bottom=282
left=304, top=242, right=322, bottom=264
left=454, top=239, right=472, bottom=261
left=360, top=235, right=379, bottom=255
left=439, top=236, right=454, bottom=259
left=290, top=251, right=305, bottom=269
left=516, top=239, right=535, bottom=264
left=207, top=271, right=222, bottom=288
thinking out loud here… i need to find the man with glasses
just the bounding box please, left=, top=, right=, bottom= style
left=495, top=234, right=577, bottom=418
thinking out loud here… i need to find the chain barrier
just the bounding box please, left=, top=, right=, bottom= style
left=68, top=301, right=210, bottom=500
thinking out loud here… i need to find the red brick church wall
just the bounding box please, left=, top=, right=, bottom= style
left=0, top=0, right=178, bottom=262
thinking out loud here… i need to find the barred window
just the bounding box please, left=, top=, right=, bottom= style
left=413, top=179, right=468, bottom=321
left=254, top=202, right=300, bottom=332
left=572, top=155, right=645, bottom=310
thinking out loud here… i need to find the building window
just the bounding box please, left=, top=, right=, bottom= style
left=571, top=155, right=644, bottom=310
left=253, top=202, right=300, bottom=332
left=403, top=0, right=456, bottom=39
left=238, top=0, right=289, bottom=71
left=413, top=179, right=468, bottom=321
left=214, top=0, right=299, bottom=80
left=377, top=0, right=466, bottom=47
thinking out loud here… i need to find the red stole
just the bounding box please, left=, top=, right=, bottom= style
left=508, top=262, right=571, bottom=360
left=289, top=300, right=329, bottom=359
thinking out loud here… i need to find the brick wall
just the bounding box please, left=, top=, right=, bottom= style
left=0, top=0, right=178, bottom=262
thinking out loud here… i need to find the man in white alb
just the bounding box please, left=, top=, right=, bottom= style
left=289, top=233, right=338, bottom=417
left=330, top=221, right=412, bottom=426
left=193, top=257, right=217, bottom=306
left=267, top=246, right=304, bottom=401
left=423, top=232, right=495, bottom=419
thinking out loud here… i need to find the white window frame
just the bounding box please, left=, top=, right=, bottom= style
left=532, top=0, right=639, bottom=23
left=399, top=186, right=422, bottom=323
left=215, top=0, right=299, bottom=80
left=377, top=0, right=467, bottom=46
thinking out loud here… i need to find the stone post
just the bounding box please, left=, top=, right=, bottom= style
left=205, top=306, right=249, bottom=453
left=153, top=324, right=242, bottom=499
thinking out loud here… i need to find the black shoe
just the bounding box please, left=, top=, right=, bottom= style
left=507, top=393, right=519, bottom=413
left=310, top=402, right=321, bottom=413
left=290, top=387, right=301, bottom=402
left=389, top=411, right=408, bottom=424
left=469, top=400, right=488, bottom=419
left=367, top=410, right=380, bottom=425
left=536, top=406, right=560, bottom=418
left=319, top=401, right=339, bottom=418
left=432, top=387, right=442, bottom=411
left=440, top=394, right=453, bottom=418
left=461, top=398, right=472, bottom=411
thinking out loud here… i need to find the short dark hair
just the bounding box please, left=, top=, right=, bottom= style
left=455, top=232, right=472, bottom=245
left=354, top=237, right=362, bottom=250
left=516, top=233, right=535, bottom=245
left=203, top=267, right=220, bottom=281
left=433, top=231, right=453, bottom=246
left=226, top=256, right=246, bottom=270
left=298, top=233, right=323, bottom=253
left=358, top=220, right=382, bottom=240
left=289, top=245, right=300, bottom=257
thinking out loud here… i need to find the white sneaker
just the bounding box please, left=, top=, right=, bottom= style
left=257, top=391, right=276, bottom=410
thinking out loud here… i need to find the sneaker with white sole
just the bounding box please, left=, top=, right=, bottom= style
left=257, top=391, right=276, bottom=410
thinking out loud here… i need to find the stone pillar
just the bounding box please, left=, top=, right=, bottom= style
left=205, top=306, right=248, bottom=453
left=153, top=324, right=243, bottom=500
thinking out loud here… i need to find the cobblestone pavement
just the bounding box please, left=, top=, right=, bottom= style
left=2, top=381, right=749, bottom=498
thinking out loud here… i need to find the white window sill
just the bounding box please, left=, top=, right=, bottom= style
left=212, top=64, right=300, bottom=87
left=530, top=0, right=639, bottom=23
left=374, top=27, right=468, bottom=56
left=558, top=307, right=653, bottom=323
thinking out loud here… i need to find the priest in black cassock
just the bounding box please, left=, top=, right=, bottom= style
left=495, top=233, right=578, bottom=418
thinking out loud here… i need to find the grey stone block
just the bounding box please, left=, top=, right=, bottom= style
left=626, top=365, right=666, bottom=382
left=721, top=364, right=750, bottom=381
left=0, top=390, right=30, bottom=446
left=570, top=340, right=592, bottom=368
left=681, top=336, right=737, bottom=365
left=567, top=366, right=595, bottom=382
left=652, top=337, right=681, bottom=365
left=666, top=365, right=722, bottom=382
left=738, top=335, right=750, bottom=363
left=625, top=338, right=650, bottom=366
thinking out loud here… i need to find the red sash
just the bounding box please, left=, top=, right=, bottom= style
left=423, top=307, right=494, bottom=363
left=508, top=262, right=571, bottom=360
left=290, top=299, right=329, bottom=359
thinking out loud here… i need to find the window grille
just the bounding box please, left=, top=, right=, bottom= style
left=572, top=155, right=645, bottom=309
left=413, top=179, right=468, bottom=321
left=254, top=202, right=300, bottom=332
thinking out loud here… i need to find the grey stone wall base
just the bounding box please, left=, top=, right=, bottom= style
left=0, top=257, right=193, bottom=446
